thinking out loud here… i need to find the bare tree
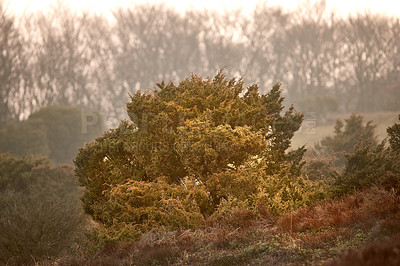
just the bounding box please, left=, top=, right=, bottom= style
left=112, top=4, right=204, bottom=90
left=240, top=4, right=292, bottom=92
left=344, top=13, right=400, bottom=111
left=0, top=3, right=25, bottom=121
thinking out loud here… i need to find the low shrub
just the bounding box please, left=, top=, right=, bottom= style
left=255, top=167, right=326, bottom=216
left=316, top=114, right=377, bottom=167
left=0, top=153, right=47, bottom=192
left=0, top=193, right=84, bottom=264
left=332, top=140, right=400, bottom=196
left=0, top=154, right=85, bottom=264
left=380, top=171, right=400, bottom=195
left=61, top=229, right=195, bottom=266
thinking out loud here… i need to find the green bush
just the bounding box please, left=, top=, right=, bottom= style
left=0, top=153, right=47, bottom=192
left=75, top=71, right=308, bottom=239
left=331, top=125, right=400, bottom=196
left=332, top=141, right=388, bottom=195
left=305, top=113, right=400, bottom=197
left=255, top=165, right=326, bottom=216
left=316, top=114, right=377, bottom=167
left=0, top=154, right=84, bottom=264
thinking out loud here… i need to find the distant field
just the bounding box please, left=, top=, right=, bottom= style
left=291, top=111, right=400, bottom=149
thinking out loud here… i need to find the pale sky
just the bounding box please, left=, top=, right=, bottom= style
left=5, top=0, right=400, bottom=18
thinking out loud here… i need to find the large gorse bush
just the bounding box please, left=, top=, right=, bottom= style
left=75, top=71, right=319, bottom=240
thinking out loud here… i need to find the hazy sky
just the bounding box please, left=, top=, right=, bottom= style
left=5, top=0, right=400, bottom=17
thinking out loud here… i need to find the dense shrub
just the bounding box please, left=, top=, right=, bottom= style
left=323, top=114, right=400, bottom=196
left=0, top=153, right=84, bottom=264
left=99, top=178, right=207, bottom=232
left=333, top=141, right=388, bottom=195
left=0, top=153, right=47, bottom=192
left=303, top=113, right=399, bottom=196
left=316, top=114, right=376, bottom=167
left=75, top=71, right=309, bottom=239
left=258, top=171, right=326, bottom=216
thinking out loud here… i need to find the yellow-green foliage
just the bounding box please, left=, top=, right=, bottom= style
left=99, top=178, right=207, bottom=233
left=205, top=166, right=263, bottom=207
left=176, top=118, right=268, bottom=181
left=75, top=71, right=308, bottom=240
left=255, top=170, right=325, bottom=215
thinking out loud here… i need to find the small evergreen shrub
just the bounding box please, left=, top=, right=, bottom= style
left=333, top=141, right=388, bottom=195
left=75, top=71, right=309, bottom=239
left=328, top=114, right=400, bottom=196
left=316, top=114, right=376, bottom=167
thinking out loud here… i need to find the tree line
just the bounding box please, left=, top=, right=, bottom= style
left=1, top=1, right=399, bottom=124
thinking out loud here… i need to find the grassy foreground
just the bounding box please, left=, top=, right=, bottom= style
left=56, top=186, right=400, bottom=265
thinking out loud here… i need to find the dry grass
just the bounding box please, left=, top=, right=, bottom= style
left=58, top=185, right=400, bottom=265
left=300, top=229, right=347, bottom=249
left=60, top=229, right=195, bottom=265
left=278, top=188, right=400, bottom=234
left=273, top=186, right=400, bottom=261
